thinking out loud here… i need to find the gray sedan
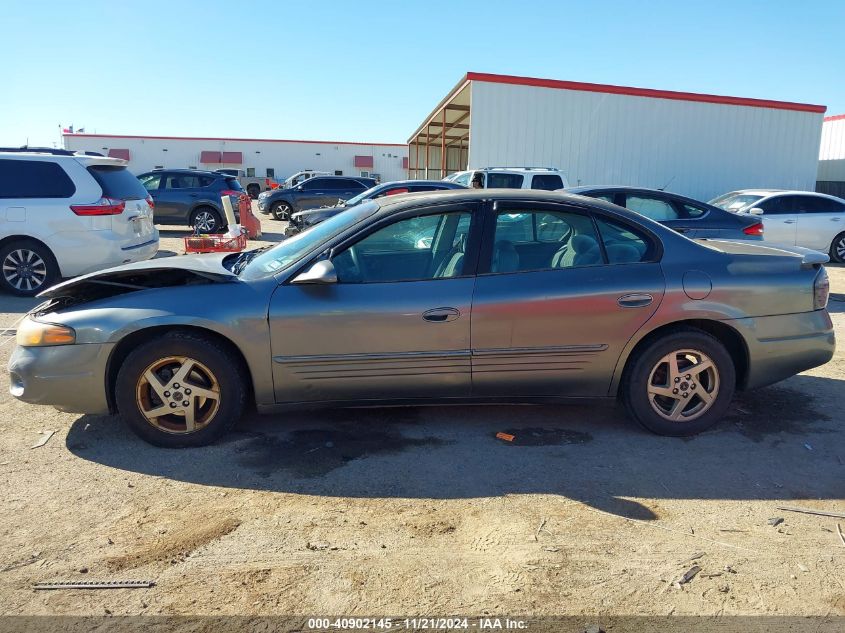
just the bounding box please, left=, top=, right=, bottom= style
left=9, top=190, right=835, bottom=447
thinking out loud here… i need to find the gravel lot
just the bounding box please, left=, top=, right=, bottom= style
left=0, top=209, right=843, bottom=619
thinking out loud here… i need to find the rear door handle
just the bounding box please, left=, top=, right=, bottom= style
left=618, top=293, right=653, bottom=308
left=422, top=307, right=460, bottom=322
left=783, top=220, right=796, bottom=224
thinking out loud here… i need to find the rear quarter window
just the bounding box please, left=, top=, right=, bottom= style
left=531, top=174, right=564, bottom=190
left=224, top=177, right=243, bottom=191
left=87, top=165, right=148, bottom=200
left=0, top=159, right=76, bottom=198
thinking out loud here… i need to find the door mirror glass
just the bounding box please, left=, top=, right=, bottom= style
left=748, top=207, right=764, bottom=216
left=291, top=259, right=337, bottom=285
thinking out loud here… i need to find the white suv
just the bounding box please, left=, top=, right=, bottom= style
left=0, top=148, right=159, bottom=296
left=445, top=167, right=569, bottom=190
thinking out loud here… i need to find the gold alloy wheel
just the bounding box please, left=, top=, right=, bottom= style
left=647, top=349, right=720, bottom=423
left=135, top=356, right=221, bottom=434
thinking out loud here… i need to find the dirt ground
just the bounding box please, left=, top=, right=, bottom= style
left=0, top=210, right=843, bottom=621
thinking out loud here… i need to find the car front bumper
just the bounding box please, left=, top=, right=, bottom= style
left=737, top=309, right=835, bottom=390
left=8, top=342, right=114, bottom=414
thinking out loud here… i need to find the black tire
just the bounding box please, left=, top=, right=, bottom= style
left=271, top=202, right=292, bottom=221
left=115, top=331, right=246, bottom=448
left=0, top=239, right=59, bottom=296
left=621, top=329, right=735, bottom=437
left=247, top=184, right=260, bottom=200
left=190, top=207, right=224, bottom=234
left=829, top=232, right=845, bottom=264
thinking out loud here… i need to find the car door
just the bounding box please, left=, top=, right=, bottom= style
left=470, top=200, right=666, bottom=397
left=138, top=172, right=166, bottom=221
left=294, top=177, right=332, bottom=210
left=333, top=178, right=368, bottom=205
left=152, top=173, right=194, bottom=224
left=757, top=195, right=799, bottom=245
left=267, top=201, right=480, bottom=403
left=794, top=195, right=845, bottom=251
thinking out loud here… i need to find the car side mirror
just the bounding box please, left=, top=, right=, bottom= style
left=748, top=207, right=764, bottom=216
left=296, top=185, right=304, bottom=191
left=291, top=259, right=337, bottom=285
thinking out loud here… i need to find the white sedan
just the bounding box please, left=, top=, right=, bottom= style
left=710, top=189, right=845, bottom=262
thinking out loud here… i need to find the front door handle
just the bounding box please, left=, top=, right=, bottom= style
left=618, top=293, right=653, bottom=308
left=422, top=307, right=460, bottom=322
left=783, top=220, right=796, bottom=224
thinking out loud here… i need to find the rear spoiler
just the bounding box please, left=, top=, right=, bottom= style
left=697, top=239, right=829, bottom=269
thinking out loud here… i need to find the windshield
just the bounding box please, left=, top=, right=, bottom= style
left=240, top=201, right=379, bottom=279
left=709, top=193, right=764, bottom=212
left=343, top=183, right=383, bottom=207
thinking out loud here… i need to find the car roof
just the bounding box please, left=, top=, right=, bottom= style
left=0, top=150, right=126, bottom=167
left=724, top=189, right=843, bottom=200
left=148, top=168, right=224, bottom=176
left=376, top=179, right=464, bottom=188
left=370, top=188, right=650, bottom=223
left=567, top=185, right=715, bottom=203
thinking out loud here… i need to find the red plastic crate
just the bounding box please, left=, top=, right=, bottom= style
left=183, top=231, right=247, bottom=254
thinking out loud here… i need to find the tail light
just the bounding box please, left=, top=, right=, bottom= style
left=743, top=222, right=764, bottom=236
left=70, top=197, right=125, bottom=216
left=146, top=194, right=155, bottom=209
left=220, top=189, right=240, bottom=197
left=814, top=267, right=830, bottom=310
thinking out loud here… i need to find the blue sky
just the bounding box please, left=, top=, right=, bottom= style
left=3, top=0, right=844, bottom=147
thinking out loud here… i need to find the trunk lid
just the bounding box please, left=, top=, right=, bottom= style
left=85, top=163, right=156, bottom=245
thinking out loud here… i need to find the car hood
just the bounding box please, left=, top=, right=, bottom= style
left=37, top=253, right=237, bottom=306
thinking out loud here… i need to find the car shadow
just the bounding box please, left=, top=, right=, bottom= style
left=65, top=374, right=845, bottom=521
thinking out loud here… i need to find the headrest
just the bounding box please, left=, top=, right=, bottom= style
left=571, top=234, right=599, bottom=254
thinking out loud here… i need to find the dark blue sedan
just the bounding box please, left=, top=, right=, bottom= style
left=566, top=186, right=763, bottom=240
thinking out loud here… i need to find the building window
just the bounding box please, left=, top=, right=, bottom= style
left=266, top=168, right=275, bottom=178
left=360, top=171, right=369, bottom=178
left=154, top=165, right=164, bottom=170
left=246, top=167, right=256, bottom=177
left=188, top=165, right=197, bottom=170
left=334, top=170, right=343, bottom=176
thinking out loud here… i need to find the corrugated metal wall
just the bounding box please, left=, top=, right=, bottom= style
left=64, top=136, right=409, bottom=182
left=468, top=82, right=824, bottom=201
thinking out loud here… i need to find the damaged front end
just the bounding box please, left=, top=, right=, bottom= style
left=34, top=266, right=236, bottom=314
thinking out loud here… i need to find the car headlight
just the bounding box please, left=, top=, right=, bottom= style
left=16, top=318, right=76, bottom=347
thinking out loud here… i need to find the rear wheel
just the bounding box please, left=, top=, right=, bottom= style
left=247, top=184, right=260, bottom=199
left=271, top=202, right=292, bottom=221
left=830, top=232, right=845, bottom=263
left=622, top=329, right=735, bottom=436
left=190, top=207, right=224, bottom=233
left=115, top=332, right=246, bottom=447
left=0, top=239, right=59, bottom=296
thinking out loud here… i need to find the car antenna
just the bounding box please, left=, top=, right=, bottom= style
left=657, top=175, right=675, bottom=192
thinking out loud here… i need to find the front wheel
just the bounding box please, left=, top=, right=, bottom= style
left=622, top=330, right=735, bottom=436
left=271, top=202, right=292, bottom=221
left=115, top=332, right=246, bottom=447
left=830, top=232, right=845, bottom=264
left=190, top=207, right=224, bottom=233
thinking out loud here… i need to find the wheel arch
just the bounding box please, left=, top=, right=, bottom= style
left=0, top=234, right=63, bottom=278
left=612, top=319, right=750, bottom=396
left=105, top=325, right=256, bottom=413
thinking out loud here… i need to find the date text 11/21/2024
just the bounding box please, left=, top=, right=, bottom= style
left=307, top=617, right=529, bottom=630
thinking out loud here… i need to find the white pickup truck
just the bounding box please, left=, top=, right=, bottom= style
left=215, top=169, right=276, bottom=199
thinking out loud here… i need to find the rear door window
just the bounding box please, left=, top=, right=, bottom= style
left=301, top=178, right=328, bottom=190
left=0, top=159, right=76, bottom=198
left=88, top=165, right=148, bottom=200
left=486, top=173, right=524, bottom=188
left=759, top=196, right=798, bottom=215
left=531, top=174, right=564, bottom=190
left=797, top=196, right=845, bottom=213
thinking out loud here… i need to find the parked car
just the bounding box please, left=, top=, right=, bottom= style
left=257, top=175, right=376, bottom=220
left=282, top=170, right=332, bottom=190
left=445, top=167, right=569, bottom=190
left=709, top=190, right=845, bottom=262
left=0, top=148, right=158, bottom=296
left=215, top=169, right=276, bottom=200
left=567, top=186, right=764, bottom=239
left=137, top=169, right=245, bottom=233
left=10, top=190, right=834, bottom=447
left=287, top=179, right=467, bottom=235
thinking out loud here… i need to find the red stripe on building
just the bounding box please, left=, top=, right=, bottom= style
left=107, top=149, right=130, bottom=160
left=354, top=155, right=374, bottom=168
left=465, top=72, right=827, bottom=114
left=221, top=151, right=243, bottom=163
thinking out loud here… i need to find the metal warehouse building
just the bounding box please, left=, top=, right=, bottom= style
left=408, top=72, right=827, bottom=201
left=818, top=114, right=845, bottom=198
left=63, top=133, right=409, bottom=182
